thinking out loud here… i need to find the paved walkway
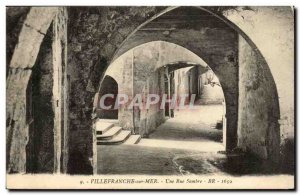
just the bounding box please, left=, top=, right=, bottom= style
left=141, top=105, right=224, bottom=151
left=98, top=105, right=228, bottom=175
left=97, top=104, right=292, bottom=176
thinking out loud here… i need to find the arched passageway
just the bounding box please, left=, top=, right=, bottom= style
left=109, top=8, right=240, bottom=151
left=7, top=6, right=292, bottom=177
left=96, top=41, right=229, bottom=175
left=94, top=7, right=281, bottom=174
left=106, top=7, right=281, bottom=162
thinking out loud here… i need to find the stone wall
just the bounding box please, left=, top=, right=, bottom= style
left=198, top=69, right=224, bottom=105
left=132, top=42, right=165, bottom=136
left=223, top=7, right=294, bottom=172
left=104, top=42, right=166, bottom=136
left=173, top=67, right=198, bottom=105
left=105, top=50, right=135, bottom=130
left=238, top=36, right=280, bottom=163
left=139, top=70, right=165, bottom=137
left=118, top=54, right=135, bottom=130
left=67, top=7, right=166, bottom=174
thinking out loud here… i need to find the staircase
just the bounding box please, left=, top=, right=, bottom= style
left=95, top=120, right=141, bottom=145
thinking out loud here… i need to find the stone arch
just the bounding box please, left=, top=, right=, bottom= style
left=96, top=41, right=210, bottom=114
left=97, top=17, right=239, bottom=152
left=95, top=6, right=280, bottom=163
left=6, top=7, right=68, bottom=173
left=101, top=41, right=207, bottom=87
left=6, top=6, right=288, bottom=175
left=94, top=40, right=228, bottom=149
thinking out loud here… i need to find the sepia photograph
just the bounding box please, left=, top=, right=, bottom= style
left=5, top=5, right=295, bottom=190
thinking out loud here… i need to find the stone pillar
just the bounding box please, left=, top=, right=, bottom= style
left=238, top=35, right=280, bottom=162
left=118, top=51, right=134, bottom=131
left=52, top=7, right=68, bottom=173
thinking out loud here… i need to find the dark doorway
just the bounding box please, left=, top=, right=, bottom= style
left=97, top=75, right=118, bottom=119
left=164, top=72, right=174, bottom=118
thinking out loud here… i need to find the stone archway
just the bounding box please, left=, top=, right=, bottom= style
left=112, top=7, right=280, bottom=162
left=6, top=7, right=68, bottom=173
left=6, top=6, right=291, bottom=175
left=94, top=7, right=280, bottom=165
left=93, top=41, right=229, bottom=169
left=67, top=6, right=290, bottom=174
left=105, top=12, right=240, bottom=151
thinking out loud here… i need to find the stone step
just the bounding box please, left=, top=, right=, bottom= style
left=96, top=126, right=122, bottom=140
left=97, top=130, right=131, bottom=145
left=124, top=135, right=141, bottom=145
left=95, top=121, right=114, bottom=135
left=97, top=119, right=119, bottom=125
